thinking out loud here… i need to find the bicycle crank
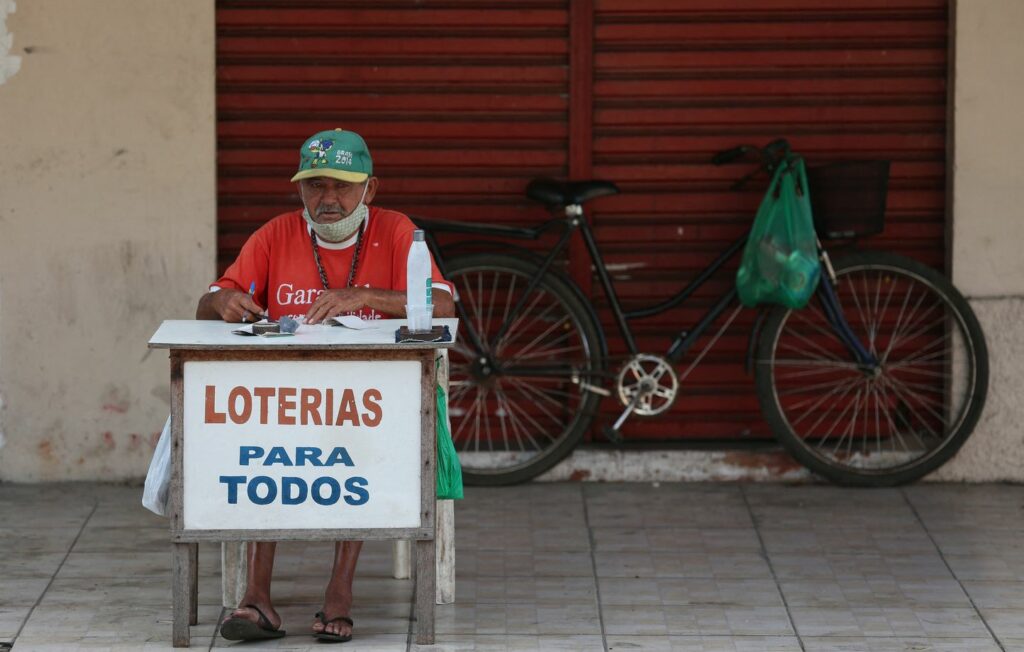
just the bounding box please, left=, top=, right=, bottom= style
left=616, top=354, right=679, bottom=416
left=604, top=354, right=679, bottom=442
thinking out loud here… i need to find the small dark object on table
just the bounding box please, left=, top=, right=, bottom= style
left=395, top=325, right=451, bottom=343
left=252, top=321, right=280, bottom=335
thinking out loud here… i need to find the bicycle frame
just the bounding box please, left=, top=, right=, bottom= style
left=415, top=208, right=877, bottom=380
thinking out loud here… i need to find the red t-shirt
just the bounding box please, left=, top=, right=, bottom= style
left=213, top=207, right=451, bottom=320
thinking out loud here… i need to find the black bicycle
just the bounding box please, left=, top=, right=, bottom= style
left=414, top=139, right=989, bottom=487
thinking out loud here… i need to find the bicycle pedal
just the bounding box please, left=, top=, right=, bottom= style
left=602, top=426, right=624, bottom=444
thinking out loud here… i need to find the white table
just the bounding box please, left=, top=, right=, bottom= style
left=149, top=319, right=457, bottom=646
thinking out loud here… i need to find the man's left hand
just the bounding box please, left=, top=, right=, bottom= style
left=305, top=288, right=367, bottom=325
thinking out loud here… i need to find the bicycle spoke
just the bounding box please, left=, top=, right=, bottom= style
left=503, top=326, right=580, bottom=365
left=497, top=297, right=561, bottom=356
left=508, top=344, right=585, bottom=362
left=476, top=273, right=486, bottom=344
left=484, top=270, right=500, bottom=340
left=874, top=382, right=913, bottom=454
left=886, top=331, right=953, bottom=368
left=452, top=387, right=483, bottom=450
left=872, top=379, right=882, bottom=454
left=883, top=284, right=932, bottom=364
left=887, top=365, right=953, bottom=381
left=887, top=312, right=949, bottom=356
left=503, top=376, right=570, bottom=425
left=496, top=385, right=550, bottom=448
left=788, top=375, right=862, bottom=427
left=476, top=385, right=487, bottom=451
left=814, top=382, right=858, bottom=450
left=797, top=376, right=862, bottom=439
left=495, top=384, right=510, bottom=454
left=885, top=373, right=947, bottom=415
left=490, top=383, right=527, bottom=451
left=494, top=291, right=554, bottom=356
left=778, top=375, right=861, bottom=397
left=459, top=274, right=488, bottom=353
left=797, top=299, right=845, bottom=348
left=780, top=320, right=846, bottom=362
left=887, top=376, right=947, bottom=394
left=500, top=273, right=518, bottom=343
left=880, top=376, right=942, bottom=440
left=880, top=283, right=917, bottom=363
left=771, top=358, right=860, bottom=369
left=502, top=376, right=571, bottom=410
left=826, top=383, right=865, bottom=455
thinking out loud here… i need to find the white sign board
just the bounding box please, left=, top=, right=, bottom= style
left=182, top=360, right=422, bottom=530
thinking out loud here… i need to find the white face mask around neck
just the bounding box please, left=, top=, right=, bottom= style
left=302, top=181, right=370, bottom=243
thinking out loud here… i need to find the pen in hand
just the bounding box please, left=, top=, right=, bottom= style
left=242, top=281, right=263, bottom=322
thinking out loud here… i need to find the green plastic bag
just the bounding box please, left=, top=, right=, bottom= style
left=435, top=380, right=464, bottom=500
left=736, top=156, right=821, bottom=309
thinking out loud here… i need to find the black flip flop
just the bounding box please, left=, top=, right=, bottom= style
left=313, top=611, right=354, bottom=643
left=220, top=604, right=286, bottom=641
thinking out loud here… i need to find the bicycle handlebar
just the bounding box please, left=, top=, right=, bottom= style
left=711, top=138, right=793, bottom=191
left=711, top=138, right=791, bottom=165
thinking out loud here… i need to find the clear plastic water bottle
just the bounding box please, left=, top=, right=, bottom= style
left=406, top=230, right=433, bottom=331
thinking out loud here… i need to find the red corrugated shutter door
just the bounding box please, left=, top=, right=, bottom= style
left=216, top=1, right=570, bottom=268
left=216, top=0, right=948, bottom=444
left=589, top=0, right=948, bottom=441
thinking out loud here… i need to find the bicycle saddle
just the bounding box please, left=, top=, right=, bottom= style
left=526, top=178, right=620, bottom=208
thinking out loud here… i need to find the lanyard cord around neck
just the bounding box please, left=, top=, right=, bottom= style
left=308, top=218, right=366, bottom=291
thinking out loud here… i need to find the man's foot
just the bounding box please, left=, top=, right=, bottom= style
left=220, top=603, right=285, bottom=641
left=313, top=611, right=354, bottom=643
left=312, top=592, right=354, bottom=641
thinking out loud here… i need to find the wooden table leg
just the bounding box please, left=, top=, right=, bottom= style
left=415, top=538, right=436, bottom=645
left=172, top=542, right=192, bottom=647
left=188, top=540, right=197, bottom=626
left=189, top=543, right=199, bottom=626
left=435, top=500, right=455, bottom=604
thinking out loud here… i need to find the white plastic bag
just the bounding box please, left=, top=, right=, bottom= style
left=142, top=416, right=172, bottom=517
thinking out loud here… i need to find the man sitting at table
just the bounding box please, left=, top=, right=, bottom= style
left=196, top=128, right=454, bottom=643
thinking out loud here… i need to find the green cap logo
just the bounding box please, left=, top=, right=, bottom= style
left=291, top=128, right=373, bottom=183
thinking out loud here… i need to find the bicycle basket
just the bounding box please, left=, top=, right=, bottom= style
left=806, top=160, right=890, bottom=239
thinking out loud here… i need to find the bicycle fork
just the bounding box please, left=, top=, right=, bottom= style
left=817, top=249, right=878, bottom=369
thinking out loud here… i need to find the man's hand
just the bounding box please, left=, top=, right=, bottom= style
left=305, top=288, right=370, bottom=325
left=197, top=289, right=266, bottom=323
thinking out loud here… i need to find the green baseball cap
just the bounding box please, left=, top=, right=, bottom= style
left=290, top=128, right=373, bottom=183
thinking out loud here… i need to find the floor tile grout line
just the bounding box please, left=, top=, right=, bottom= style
left=580, top=484, right=611, bottom=652
left=900, top=487, right=1007, bottom=652
left=739, top=484, right=807, bottom=652
left=9, top=499, right=99, bottom=647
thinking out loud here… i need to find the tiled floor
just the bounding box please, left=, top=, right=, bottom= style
left=1, top=481, right=1023, bottom=651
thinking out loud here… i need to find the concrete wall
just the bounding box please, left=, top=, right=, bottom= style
left=931, top=0, right=1024, bottom=481
left=0, top=1, right=217, bottom=480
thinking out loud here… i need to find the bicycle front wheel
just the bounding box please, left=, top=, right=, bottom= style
left=755, top=250, right=989, bottom=486
left=444, top=253, right=604, bottom=485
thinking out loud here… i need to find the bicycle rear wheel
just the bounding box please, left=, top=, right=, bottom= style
left=755, top=250, right=989, bottom=486
left=445, top=253, right=604, bottom=485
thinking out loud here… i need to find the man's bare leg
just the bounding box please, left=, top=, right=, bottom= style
left=312, top=540, right=362, bottom=638
left=223, top=542, right=281, bottom=630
